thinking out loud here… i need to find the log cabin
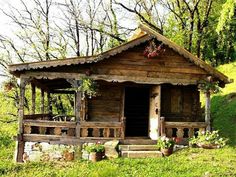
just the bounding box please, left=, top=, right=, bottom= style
left=8, top=23, right=231, bottom=162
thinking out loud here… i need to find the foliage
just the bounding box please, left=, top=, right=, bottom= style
left=198, top=80, right=220, bottom=94
left=143, top=41, right=165, bottom=59
left=85, top=143, right=105, bottom=153
left=157, top=136, right=175, bottom=149
left=78, top=77, right=98, bottom=99
left=216, top=0, right=236, bottom=33
left=190, top=130, right=227, bottom=148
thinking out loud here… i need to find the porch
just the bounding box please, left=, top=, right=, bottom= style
left=15, top=78, right=210, bottom=162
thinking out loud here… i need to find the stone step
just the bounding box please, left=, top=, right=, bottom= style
left=121, top=150, right=162, bottom=158
left=120, top=139, right=156, bottom=145
left=119, top=145, right=158, bottom=151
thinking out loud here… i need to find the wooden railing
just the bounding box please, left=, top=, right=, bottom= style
left=80, top=117, right=125, bottom=139
left=160, top=117, right=207, bottom=139
left=22, top=115, right=126, bottom=139
left=23, top=120, right=76, bottom=136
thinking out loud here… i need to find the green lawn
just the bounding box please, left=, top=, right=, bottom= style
left=0, top=62, right=236, bottom=177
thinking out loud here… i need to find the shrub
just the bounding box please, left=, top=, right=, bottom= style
left=157, top=136, right=175, bottom=149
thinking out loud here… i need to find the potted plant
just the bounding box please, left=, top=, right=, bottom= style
left=157, top=136, right=175, bottom=156
left=189, top=130, right=227, bottom=149
left=85, top=143, right=105, bottom=162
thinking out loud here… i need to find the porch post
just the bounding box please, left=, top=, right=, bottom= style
left=40, top=89, right=44, bottom=114
left=47, top=92, right=52, bottom=114
left=75, top=91, right=81, bottom=138
left=149, top=85, right=161, bottom=140
left=31, top=83, right=36, bottom=114
left=15, top=78, right=26, bottom=162
left=205, top=90, right=211, bottom=131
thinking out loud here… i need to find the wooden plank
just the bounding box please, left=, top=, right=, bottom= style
left=21, top=72, right=199, bottom=85
left=40, top=89, right=44, bottom=114
left=165, top=121, right=207, bottom=128
left=23, top=120, right=76, bottom=128
left=23, top=114, right=51, bottom=119
left=80, top=121, right=122, bottom=128
left=31, top=84, right=36, bottom=114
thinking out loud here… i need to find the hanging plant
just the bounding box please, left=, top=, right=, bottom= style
left=198, top=80, right=220, bottom=94
left=78, top=77, right=98, bottom=99
left=3, top=78, right=17, bottom=92
left=143, top=40, right=166, bottom=59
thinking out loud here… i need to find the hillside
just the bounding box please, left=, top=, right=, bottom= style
left=211, top=62, right=236, bottom=145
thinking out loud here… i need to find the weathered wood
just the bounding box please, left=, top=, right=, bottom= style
left=80, top=121, right=122, bottom=128
left=40, top=89, right=44, bottom=114
left=23, top=114, right=51, bottom=120
left=51, top=90, right=75, bottom=94
left=21, top=72, right=200, bottom=85
left=164, top=121, right=207, bottom=128
left=31, top=84, right=36, bottom=114
left=149, top=85, right=161, bottom=140
left=23, top=120, right=76, bottom=128
left=205, top=91, right=211, bottom=131
left=47, top=92, right=52, bottom=114
left=160, top=117, right=165, bottom=136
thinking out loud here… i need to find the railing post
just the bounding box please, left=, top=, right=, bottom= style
left=160, top=117, right=165, bottom=136
left=121, top=117, right=126, bottom=139
left=40, top=89, right=44, bottom=114
left=31, top=83, right=36, bottom=114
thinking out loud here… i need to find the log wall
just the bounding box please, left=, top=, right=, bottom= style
left=161, top=84, right=202, bottom=122
left=87, top=82, right=123, bottom=122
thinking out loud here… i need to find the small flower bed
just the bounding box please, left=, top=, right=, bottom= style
left=157, top=136, right=175, bottom=149
left=190, top=130, right=227, bottom=149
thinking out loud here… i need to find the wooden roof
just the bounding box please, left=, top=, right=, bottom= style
left=8, top=23, right=231, bottom=84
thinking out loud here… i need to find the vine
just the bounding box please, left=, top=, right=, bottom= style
left=78, top=77, right=98, bottom=99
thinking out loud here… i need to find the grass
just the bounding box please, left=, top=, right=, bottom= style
left=0, top=62, right=236, bottom=176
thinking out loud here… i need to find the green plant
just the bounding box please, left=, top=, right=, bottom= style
left=198, top=80, right=220, bottom=94
left=190, top=130, right=227, bottom=148
left=157, top=136, right=175, bottom=149
left=78, top=77, right=98, bottom=99
left=85, top=143, right=105, bottom=153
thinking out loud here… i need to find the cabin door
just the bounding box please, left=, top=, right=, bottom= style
left=124, top=87, right=149, bottom=137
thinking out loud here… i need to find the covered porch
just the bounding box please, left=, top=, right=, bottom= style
left=15, top=76, right=210, bottom=161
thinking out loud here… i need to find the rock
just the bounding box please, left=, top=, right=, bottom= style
left=104, top=140, right=119, bottom=159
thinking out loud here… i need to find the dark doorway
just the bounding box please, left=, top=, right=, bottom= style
left=124, top=87, right=149, bottom=137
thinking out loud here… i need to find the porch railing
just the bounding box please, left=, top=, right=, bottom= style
left=22, top=115, right=125, bottom=139
left=80, top=117, right=125, bottom=139
left=160, top=117, right=207, bottom=139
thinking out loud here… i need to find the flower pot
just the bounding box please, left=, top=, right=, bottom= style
left=161, top=147, right=173, bottom=156
left=197, top=143, right=219, bottom=149
left=63, top=151, right=74, bottom=161
left=89, top=152, right=103, bottom=162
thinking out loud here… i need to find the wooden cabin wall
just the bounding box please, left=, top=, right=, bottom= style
left=32, top=42, right=209, bottom=84
left=87, top=81, right=123, bottom=122
left=92, top=44, right=207, bottom=78
left=161, top=84, right=203, bottom=122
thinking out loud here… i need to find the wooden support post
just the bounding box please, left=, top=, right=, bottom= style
left=149, top=85, right=161, bottom=140
left=205, top=91, right=211, bottom=131
left=75, top=91, right=81, bottom=138
left=40, top=89, right=44, bottom=114
left=31, top=84, right=36, bottom=114
left=160, top=117, right=165, bottom=136
left=15, top=78, right=26, bottom=162
left=47, top=92, right=52, bottom=114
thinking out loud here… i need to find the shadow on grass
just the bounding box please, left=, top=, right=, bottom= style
left=211, top=93, right=236, bottom=146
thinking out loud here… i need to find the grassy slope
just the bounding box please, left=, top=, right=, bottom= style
left=211, top=62, right=236, bottom=145
left=0, top=62, right=236, bottom=177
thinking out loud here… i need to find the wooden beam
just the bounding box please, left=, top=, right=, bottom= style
left=23, top=120, right=76, bottom=128
left=31, top=79, right=49, bottom=91
left=40, top=89, right=44, bottom=114
left=164, top=121, right=207, bottom=128
left=31, top=83, right=36, bottom=114
left=51, top=90, right=76, bottom=94
left=75, top=91, right=81, bottom=138
left=16, top=78, right=26, bottom=163
left=21, top=71, right=199, bottom=85
left=205, top=91, right=211, bottom=131
left=47, top=92, right=52, bottom=114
